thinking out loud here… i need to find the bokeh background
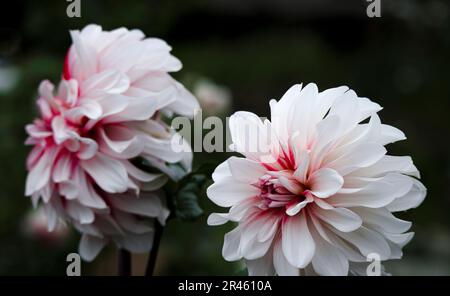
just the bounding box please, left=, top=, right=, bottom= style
left=0, top=0, right=449, bottom=275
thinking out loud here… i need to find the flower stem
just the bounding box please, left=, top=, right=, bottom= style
left=145, top=221, right=164, bottom=276
left=118, top=249, right=131, bottom=276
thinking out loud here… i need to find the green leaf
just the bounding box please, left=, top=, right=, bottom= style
left=172, top=163, right=215, bottom=221
left=175, top=191, right=203, bottom=221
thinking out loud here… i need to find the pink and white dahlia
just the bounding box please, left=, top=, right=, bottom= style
left=207, top=83, right=426, bottom=276
left=25, top=24, right=199, bottom=261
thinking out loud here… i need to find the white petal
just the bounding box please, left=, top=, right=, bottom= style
left=79, top=235, right=107, bottom=262
left=77, top=137, right=98, bottom=160
left=279, top=176, right=303, bottom=195
left=75, top=169, right=108, bottom=209
left=25, top=146, right=58, bottom=195
left=310, top=227, right=349, bottom=276
left=228, top=111, right=273, bottom=161
left=140, top=175, right=168, bottom=191
left=313, top=197, right=334, bottom=210
left=64, top=99, right=103, bottom=122
left=308, top=168, right=343, bottom=198
left=207, top=177, right=259, bottom=207
left=69, top=30, right=98, bottom=80
left=212, top=161, right=232, bottom=182
left=292, top=149, right=310, bottom=184
left=57, top=79, right=78, bottom=106
left=335, top=114, right=381, bottom=150
left=273, top=239, right=299, bottom=276
left=52, top=152, right=72, bottom=182
left=73, top=222, right=103, bottom=238
left=81, top=69, right=130, bottom=97
left=78, top=99, right=103, bottom=119
left=246, top=253, right=275, bottom=276
left=38, top=80, right=56, bottom=108
left=357, top=97, right=382, bottom=121
left=98, top=126, right=143, bottom=159
left=384, top=232, right=414, bottom=247
left=97, top=94, right=129, bottom=117
left=43, top=205, right=58, bottom=231
left=327, top=173, right=413, bottom=208
left=313, top=86, right=349, bottom=123
left=351, top=207, right=411, bottom=234
left=59, top=181, right=78, bottom=199
left=108, top=191, right=165, bottom=218
left=80, top=153, right=129, bottom=193
left=330, top=226, right=391, bottom=260
left=282, top=214, right=315, bottom=268
left=222, top=227, right=242, bottom=261
left=227, top=156, right=266, bottom=183
left=66, top=201, right=95, bottom=224
left=352, top=155, right=420, bottom=179
left=25, top=124, right=52, bottom=139
left=51, top=116, right=71, bottom=144
left=309, top=213, right=365, bottom=262
left=257, top=214, right=281, bottom=242
left=228, top=197, right=258, bottom=222
left=312, top=205, right=362, bottom=232
left=311, top=115, right=341, bottom=162
left=240, top=214, right=276, bottom=260
left=207, top=213, right=230, bottom=226
left=122, top=160, right=163, bottom=182
left=286, top=195, right=313, bottom=216
left=114, top=211, right=153, bottom=234
left=325, top=143, right=387, bottom=176
left=387, top=179, right=426, bottom=212
left=328, top=90, right=361, bottom=134
left=270, top=84, right=302, bottom=142
left=379, top=124, right=406, bottom=145
left=287, top=83, right=318, bottom=148
left=104, top=96, right=159, bottom=123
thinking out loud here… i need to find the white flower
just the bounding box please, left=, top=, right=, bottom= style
left=25, top=24, right=199, bottom=261
left=207, top=83, right=426, bottom=276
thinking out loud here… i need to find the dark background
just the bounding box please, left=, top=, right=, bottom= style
left=0, top=0, right=449, bottom=275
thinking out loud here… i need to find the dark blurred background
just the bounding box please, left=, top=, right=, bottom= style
left=0, top=0, right=449, bottom=275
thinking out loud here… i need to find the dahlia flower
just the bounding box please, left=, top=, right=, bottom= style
left=25, top=24, right=198, bottom=261
left=207, top=83, right=426, bottom=276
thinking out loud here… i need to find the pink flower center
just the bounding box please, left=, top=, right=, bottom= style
left=257, top=171, right=311, bottom=215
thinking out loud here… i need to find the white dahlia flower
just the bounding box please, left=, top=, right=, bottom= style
left=25, top=24, right=199, bottom=261
left=207, top=83, right=426, bottom=276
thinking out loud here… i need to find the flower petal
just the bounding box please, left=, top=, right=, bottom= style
left=327, top=173, right=413, bottom=208
left=79, top=235, right=107, bottom=262
left=222, top=227, right=242, bottom=261
left=273, top=239, right=299, bottom=276
left=310, top=227, right=349, bottom=276
left=308, top=168, right=344, bottom=198
left=312, top=205, right=362, bottom=232
left=282, top=214, right=315, bottom=268
left=387, top=179, right=426, bottom=212
left=207, top=176, right=259, bottom=207
left=80, top=153, right=129, bottom=193
left=227, top=156, right=266, bottom=183
left=25, top=146, right=58, bottom=195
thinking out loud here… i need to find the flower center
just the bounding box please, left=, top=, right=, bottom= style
left=257, top=171, right=312, bottom=216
